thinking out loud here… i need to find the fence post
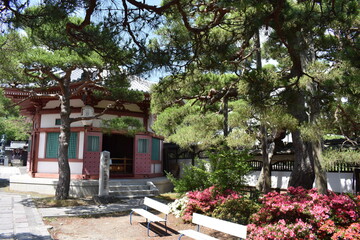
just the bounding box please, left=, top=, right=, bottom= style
left=99, top=151, right=111, bottom=196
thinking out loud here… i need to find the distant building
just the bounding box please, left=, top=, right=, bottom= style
left=6, top=141, right=28, bottom=166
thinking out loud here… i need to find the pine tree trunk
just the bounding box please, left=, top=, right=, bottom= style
left=254, top=29, right=273, bottom=193
left=223, top=96, right=229, bottom=137
left=55, top=82, right=72, bottom=200
left=287, top=88, right=315, bottom=189
left=288, top=129, right=315, bottom=189
left=308, top=82, right=328, bottom=194
left=256, top=125, right=274, bottom=193
left=313, top=139, right=327, bottom=194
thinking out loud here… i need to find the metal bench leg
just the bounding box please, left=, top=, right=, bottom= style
left=164, top=214, right=168, bottom=234
left=129, top=211, right=134, bottom=225
left=147, top=221, right=153, bottom=237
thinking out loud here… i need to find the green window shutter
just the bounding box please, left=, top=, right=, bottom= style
left=151, top=138, right=160, bottom=161
left=87, top=136, right=100, bottom=152
left=138, top=139, right=148, bottom=153
left=68, top=132, right=78, bottom=159
left=46, top=132, right=59, bottom=158
left=46, top=132, right=77, bottom=158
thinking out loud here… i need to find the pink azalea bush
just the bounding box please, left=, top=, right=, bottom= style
left=181, top=186, right=243, bottom=222
left=248, top=187, right=360, bottom=240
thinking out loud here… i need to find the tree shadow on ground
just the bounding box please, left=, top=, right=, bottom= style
left=139, top=221, right=179, bottom=237
left=0, top=232, right=52, bottom=240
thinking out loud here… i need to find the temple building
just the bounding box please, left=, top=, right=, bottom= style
left=4, top=78, right=164, bottom=180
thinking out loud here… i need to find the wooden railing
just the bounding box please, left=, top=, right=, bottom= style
left=110, top=157, right=133, bottom=174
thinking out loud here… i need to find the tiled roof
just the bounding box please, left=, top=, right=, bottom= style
left=129, top=76, right=154, bottom=92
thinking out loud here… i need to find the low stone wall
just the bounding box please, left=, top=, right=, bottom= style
left=9, top=174, right=173, bottom=197
left=245, top=171, right=355, bottom=193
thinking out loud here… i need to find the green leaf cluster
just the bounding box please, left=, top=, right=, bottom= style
left=167, top=149, right=252, bottom=193
left=322, top=149, right=360, bottom=170
left=101, top=117, right=145, bottom=136
left=0, top=89, right=30, bottom=140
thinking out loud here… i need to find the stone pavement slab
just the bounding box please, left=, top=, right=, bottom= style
left=38, top=198, right=143, bottom=218
left=0, top=191, right=52, bottom=240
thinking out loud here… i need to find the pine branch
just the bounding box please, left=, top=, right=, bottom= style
left=70, top=99, right=123, bottom=124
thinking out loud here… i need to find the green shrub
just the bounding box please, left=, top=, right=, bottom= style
left=166, top=149, right=252, bottom=193
left=208, top=149, right=252, bottom=192
left=166, top=160, right=211, bottom=193
left=212, top=198, right=261, bottom=225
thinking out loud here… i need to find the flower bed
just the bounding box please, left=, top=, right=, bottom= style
left=248, top=187, right=360, bottom=240
left=169, top=186, right=244, bottom=222
left=169, top=186, right=360, bottom=239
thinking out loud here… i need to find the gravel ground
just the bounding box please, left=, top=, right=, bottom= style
left=44, top=212, right=238, bottom=240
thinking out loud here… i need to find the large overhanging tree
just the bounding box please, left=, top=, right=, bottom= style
left=149, top=0, right=359, bottom=194
left=2, top=0, right=359, bottom=195
left=0, top=7, right=144, bottom=199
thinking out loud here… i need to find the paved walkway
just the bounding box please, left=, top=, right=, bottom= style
left=38, top=198, right=143, bottom=218
left=0, top=166, right=144, bottom=239
left=0, top=189, right=144, bottom=240
left=0, top=179, right=143, bottom=240
left=0, top=191, right=52, bottom=240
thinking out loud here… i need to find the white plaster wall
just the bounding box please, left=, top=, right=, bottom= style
left=37, top=161, right=83, bottom=174
left=326, top=172, right=354, bottom=193
left=40, top=113, right=83, bottom=128
left=41, top=112, right=145, bottom=129
left=151, top=164, right=162, bottom=174
left=38, top=132, right=46, bottom=158
left=245, top=171, right=354, bottom=193
left=148, top=114, right=155, bottom=133
left=70, top=113, right=85, bottom=127
left=78, top=131, right=84, bottom=159
left=40, top=114, right=59, bottom=128
left=244, top=171, right=291, bottom=189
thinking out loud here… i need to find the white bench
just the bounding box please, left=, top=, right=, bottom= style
left=129, top=197, right=170, bottom=237
left=178, top=213, right=247, bottom=240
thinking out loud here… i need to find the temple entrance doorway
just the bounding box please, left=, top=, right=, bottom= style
left=102, top=134, right=134, bottom=178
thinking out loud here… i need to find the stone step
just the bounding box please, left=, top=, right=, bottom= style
left=108, top=181, right=159, bottom=199
left=109, top=185, right=150, bottom=191
left=109, top=189, right=158, bottom=198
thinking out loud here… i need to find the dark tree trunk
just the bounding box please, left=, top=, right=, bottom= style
left=287, top=87, right=315, bottom=189
left=312, top=139, right=327, bottom=194
left=308, top=82, right=328, bottom=194
left=254, top=29, right=273, bottom=193
left=288, top=129, right=315, bottom=189
left=223, top=96, right=229, bottom=137
left=256, top=125, right=274, bottom=193
left=55, top=80, right=72, bottom=200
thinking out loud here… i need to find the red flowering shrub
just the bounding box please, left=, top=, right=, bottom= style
left=332, top=223, right=360, bottom=240
left=248, top=187, right=359, bottom=240
left=182, top=186, right=242, bottom=222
